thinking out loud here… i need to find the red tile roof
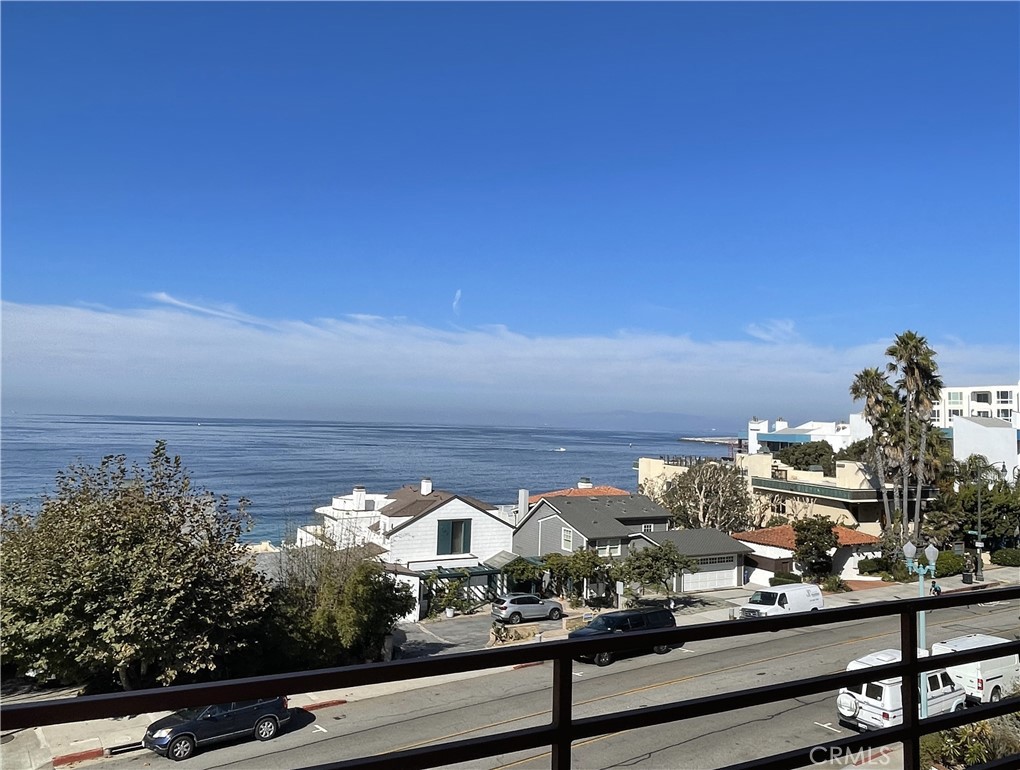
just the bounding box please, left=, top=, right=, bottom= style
left=731, top=524, right=879, bottom=550
left=528, top=486, right=631, bottom=504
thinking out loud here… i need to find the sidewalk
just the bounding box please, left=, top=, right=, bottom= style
left=2, top=565, right=1015, bottom=769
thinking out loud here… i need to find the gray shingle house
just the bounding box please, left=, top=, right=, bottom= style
left=513, top=494, right=674, bottom=560
left=630, top=528, right=753, bottom=590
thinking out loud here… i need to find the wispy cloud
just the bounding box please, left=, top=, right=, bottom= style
left=147, top=292, right=277, bottom=328
left=745, top=319, right=799, bottom=344
left=452, top=289, right=462, bottom=315
left=2, top=299, right=1014, bottom=425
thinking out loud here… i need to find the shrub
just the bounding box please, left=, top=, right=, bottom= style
left=888, top=560, right=914, bottom=583
left=821, top=575, right=851, bottom=593
left=935, top=551, right=966, bottom=578
left=992, top=548, right=1020, bottom=567
left=769, top=577, right=799, bottom=586
left=773, top=571, right=803, bottom=583
left=857, top=557, right=889, bottom=575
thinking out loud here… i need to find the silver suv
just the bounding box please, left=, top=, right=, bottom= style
left=491, top=593, right=563, bottom=624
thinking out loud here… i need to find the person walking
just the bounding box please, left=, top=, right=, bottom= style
left=930, top=581, right=942, bottom=596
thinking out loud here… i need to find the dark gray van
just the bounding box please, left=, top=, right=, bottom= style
left=568, top=607, right=679, bottom=666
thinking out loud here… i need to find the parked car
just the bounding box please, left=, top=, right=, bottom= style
left=568, top=607, right=679, bottom=666
left=931, top=633, right=1020, bottom=704
left=142, top=697, right=291, bottom=761
left=835, top=649, right=967, bottom=732
left=491, top=593, right=564, bottom=624
left=737, top=583, right=824, bottom=618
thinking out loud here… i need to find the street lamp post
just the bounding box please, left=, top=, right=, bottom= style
left=976, top=474, right=984, bottom=582
left=903, top=541, right=939, bottom=719
left=975, top=461, right=1008, bottom=582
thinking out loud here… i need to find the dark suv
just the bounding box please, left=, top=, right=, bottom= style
left=142, top=697, right=291, bottom=761
left=568, top=607, right=679, bottom=666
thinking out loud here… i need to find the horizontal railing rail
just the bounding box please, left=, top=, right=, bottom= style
left=3, top=585, right=1019, bottom=770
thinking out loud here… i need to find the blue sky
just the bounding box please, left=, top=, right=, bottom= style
left=2, top=2, right=1018, bottom=430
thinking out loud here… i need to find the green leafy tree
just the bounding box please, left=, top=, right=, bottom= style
left=543, top=552, right=571, bottom=596
left=335, top=562, right=415, bottom=662
left=263, top=543, right=382, bottom=670
left=792, top=516, right=839, bottom=580
left=834, top=438, right=870, bottom=463
left=620, top=542, right=698, bottom=601
left=652, top=462, right=752, bottom=532
left=501, top=557, right=545, bottom=592
left=775, top=441, right=835, bottom=475
left=0, top=442, right=268, bottom=690
left=568, top=548, right=610, bottom=600
left=924, top=457, right=1019, bottom=549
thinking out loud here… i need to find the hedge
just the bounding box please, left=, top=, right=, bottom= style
left=776, top=571, right=803, bottom=583
left=991, top=548, right=1020, bottom=567
left=857, top=557, right=890, bottom=575
left=934, top=551, right=966, bottom=578
left=769, top=577, right=800, bottom=586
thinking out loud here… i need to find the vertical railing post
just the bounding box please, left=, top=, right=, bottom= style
left=900, top=607, right=920, bottom=770
left=551, top=653, right=573, bottom=770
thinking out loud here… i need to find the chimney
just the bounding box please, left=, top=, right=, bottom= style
left=517, top=489, right=529, bottom=522
left=352, top=485, right=366, bottom=511
left=577, top=477, right=593, bottom=489
left=420, top=478, right=433, bottom=496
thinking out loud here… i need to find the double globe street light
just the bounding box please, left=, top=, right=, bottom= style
left=902, top=541, right=939, bottom=719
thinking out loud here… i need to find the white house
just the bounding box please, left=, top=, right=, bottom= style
left=298, top=478, right=514, bottom=621
left=731, top=524, right=881, bottom=585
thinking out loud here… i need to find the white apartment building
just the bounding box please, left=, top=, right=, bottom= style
left=746, top=414, right=872, bottom=455
left=931, top=383, right=1019, bottom=428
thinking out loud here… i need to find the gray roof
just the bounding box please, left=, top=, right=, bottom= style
left=640, top=528, right=753, bottom=556
left=541, top=496, right=653, bottom=539
left=956, top=416, right=1013, bottom=429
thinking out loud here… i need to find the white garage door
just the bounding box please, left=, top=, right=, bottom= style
left=680, top=555, right=737, bottom=591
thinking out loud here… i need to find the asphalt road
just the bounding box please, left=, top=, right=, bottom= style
left=83, top=601, right=1019, bottom=770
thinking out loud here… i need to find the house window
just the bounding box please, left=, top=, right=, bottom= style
left=561, top=528, right=573, bottom=552
left=997, top=409, right=1012, bottom=419
left=975, top=410, right=990, bottom=418
left=974, top=392, right=991, bottom=404
left=596, top=539, right=622, bottom=557
left=949, top=409, right=962, bottom=418
left=697, top=556, right=734, bottom=565
left=641, top=523, right=654, bottom=533
left=996, top=390, right=1013, bottom=404
left=932, top=410, right=940, bottom=422
left=437, top=519, right=472, bottom=555
left=947, top=392, right=963, bottom=405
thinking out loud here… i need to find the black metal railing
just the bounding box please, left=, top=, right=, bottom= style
left=3, top=586, right=1019, bottom=770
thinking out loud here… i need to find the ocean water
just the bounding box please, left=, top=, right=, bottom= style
left=0, top=414, right=731, bottom=544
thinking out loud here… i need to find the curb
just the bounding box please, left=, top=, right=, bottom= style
left=302, top=698, right=348, bottom=712
left=852, top=745, right=895, bottom=766
left=53, top=748, right=104, bottom=767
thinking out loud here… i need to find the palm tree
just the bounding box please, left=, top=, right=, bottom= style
left=850, top=368, right=894, bottom=527
left=885, top=330, right=940, bottom=541
left=911, top=369, right=944, bottom=538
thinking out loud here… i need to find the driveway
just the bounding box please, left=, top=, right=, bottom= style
left=396, top=609, right=571, bottom=658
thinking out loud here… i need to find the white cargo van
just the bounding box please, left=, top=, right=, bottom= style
left=931, top=634, right=1020, bottom=704
left=738, top=583, right=824, bottom=618
left=836, top=648, right=967, bottom=732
